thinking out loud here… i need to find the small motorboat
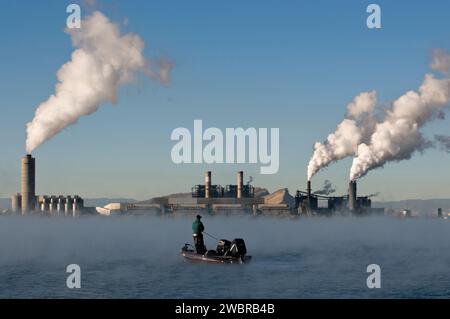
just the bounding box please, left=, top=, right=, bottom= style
left=180, top=238, right=252, bottom=264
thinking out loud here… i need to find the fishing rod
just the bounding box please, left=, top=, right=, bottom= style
left=203, top=231, right=220, bottom=241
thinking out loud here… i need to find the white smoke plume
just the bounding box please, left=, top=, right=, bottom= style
left=350, top=51, right=450, bottom=180
left=25, top=11, right=172, bottom=153
left=313, top=179, right=336, bottom=195
left=307, top=91, right=377, bottom=181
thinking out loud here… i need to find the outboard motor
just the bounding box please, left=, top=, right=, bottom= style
left=229, top=238, right=247, bottom=258
left=216, top=239, right=232, bottom=255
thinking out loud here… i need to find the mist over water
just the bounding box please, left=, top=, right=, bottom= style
left=0, top=215, right=449, bottom=298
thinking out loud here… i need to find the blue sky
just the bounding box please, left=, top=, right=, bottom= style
left=0, top=0, right=449, bottom=200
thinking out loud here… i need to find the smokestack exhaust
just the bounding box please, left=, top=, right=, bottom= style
left=21, top=154, right=36, bottom=214
left=25, top=12, right=172, bottom=154
left=204, top=171, right=211, bottom=199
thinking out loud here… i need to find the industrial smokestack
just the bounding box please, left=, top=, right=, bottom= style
left=348, top=181, right=357, bottom=212
left=307, top=180, right=312, bottom=198
left=237, top=171, right=243, bottom=199
left=21, top=154, right=35, bottom=214
left=204, top=171, right=211, bottom=199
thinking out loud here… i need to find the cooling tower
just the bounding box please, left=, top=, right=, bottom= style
left=21, top=154, right=36, bottom=214
left=57, top=196, right=66, bottom=213
left=49, top=196, right=57, bottom=213
left=11, top=193, right=22, bottom=213
left=40, top=196, right=50, bottom=212
left=65, top=196, right=74, bottom=215
left=237, top=171, right=243, bottom=199
left=73, top=196, right=84, bottom=215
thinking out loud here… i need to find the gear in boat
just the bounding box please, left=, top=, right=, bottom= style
left=181, top=238, right=252, bottom=264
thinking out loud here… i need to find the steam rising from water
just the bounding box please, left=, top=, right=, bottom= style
left=0, top=215, right=449, bottom=298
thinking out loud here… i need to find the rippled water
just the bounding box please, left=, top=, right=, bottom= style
left=0, top=215, right=449, bottom=298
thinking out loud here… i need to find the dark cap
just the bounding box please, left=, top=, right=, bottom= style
left=196, top=214, right=202, bottom=219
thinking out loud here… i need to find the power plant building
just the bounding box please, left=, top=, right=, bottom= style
left=10, top=153, right=384, bottom=217
left=161, top=171, right=384, bottom=216
left=164, top=171, right=263, bottom=214
left=37, top=195, right=84, bottom=216
left=295, top=180, right=384, bottom=216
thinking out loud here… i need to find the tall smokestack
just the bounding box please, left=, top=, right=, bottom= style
left=307, top=180, right=312, bottom=198
left=237, top=171, right=243, bottom=199
left=21, top=154, right=36, bottom=214
left=348, top=180, right=357, bottom=212
left=204, top=171, right=211, bottom=199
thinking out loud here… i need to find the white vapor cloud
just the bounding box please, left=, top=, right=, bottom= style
left=350, top=51, right=450, bottom=180
left=307, top=90, right=377, bottom=181
left=25, top=11, right=172, bottom=153
left=431, top=49, right=450, bottom=75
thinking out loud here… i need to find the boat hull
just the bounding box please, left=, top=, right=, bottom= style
left=180, top=250, right=252, bottom=264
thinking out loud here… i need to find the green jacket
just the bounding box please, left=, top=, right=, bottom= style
left=192, top=219, right=205, bottom=235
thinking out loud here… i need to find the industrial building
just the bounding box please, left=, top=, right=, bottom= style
left=10, top=154, right=86, bottom=216
left=294, top=180, right=384, bottom=216
left=95, top=202, right=163, bottom=216
left=191, top=171, right=255, bottom=199
left=37, top=195, right=84, bottom=216
left=140, top=171, right=384, bottom=216
left=94, top=171, right=264, bottom=216
left=10, top=154, right=384, bottom=217
left=167, top=171, right=264, bottom=214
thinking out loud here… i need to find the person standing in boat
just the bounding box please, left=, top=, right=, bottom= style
left=192, top=214, right=206, bottom=254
